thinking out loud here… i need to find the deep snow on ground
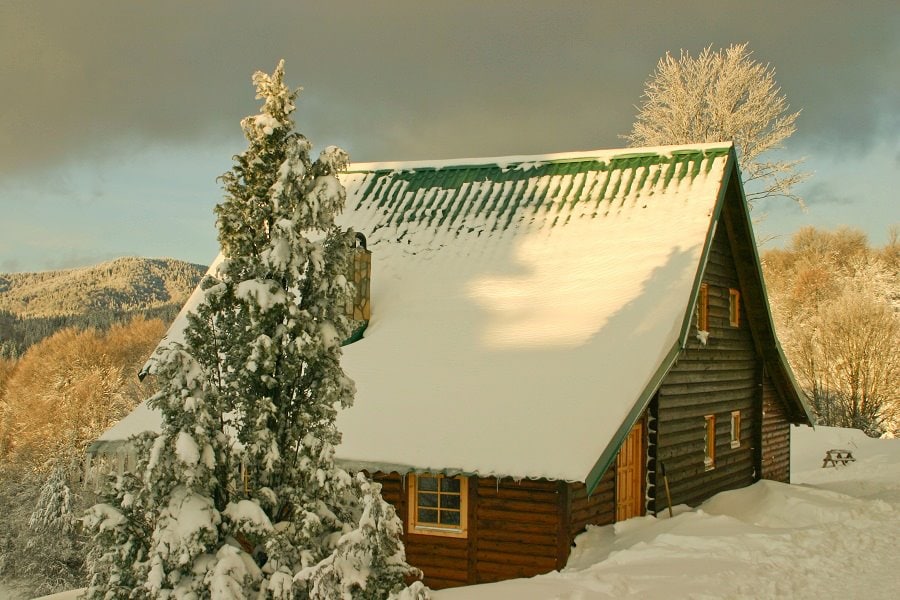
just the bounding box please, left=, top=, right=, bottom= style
left=19, top=425, right=900, bottom=600
left=436, top=425, right=900, bottom=599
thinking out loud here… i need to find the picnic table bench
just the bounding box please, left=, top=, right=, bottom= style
left=822, top=448, right=856, bottom=467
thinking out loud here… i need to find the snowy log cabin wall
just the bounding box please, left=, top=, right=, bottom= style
left=761, top=370, right=791, bottom=482
left=90, top=143, right=813, bottom=590
left=650, top=203, right=761, bottom=511
left=371, top=472, right=616, bottom=589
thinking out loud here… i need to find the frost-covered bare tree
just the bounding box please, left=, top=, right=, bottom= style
left=625, top=43, right=807, bottom=206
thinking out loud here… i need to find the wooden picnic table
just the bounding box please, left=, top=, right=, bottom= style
left=822, top=448, right=856, bottom=467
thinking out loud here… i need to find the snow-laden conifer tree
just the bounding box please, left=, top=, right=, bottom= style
left=84, top=61, right=425, bottom=599
left=30, top=463, right=77, bottom=535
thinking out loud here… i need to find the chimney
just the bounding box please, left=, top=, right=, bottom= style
left=347, top=232, right=371, bottom=322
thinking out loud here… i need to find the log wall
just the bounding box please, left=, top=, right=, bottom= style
left=567, top=468, right=616, bottom=541
left=760, top=370, right=791, bottom=482
left=370, top=471, right=617, bottom=589
left=652, top=220, right=760, bottom=511
left=473, top=478, right=560, bottom=584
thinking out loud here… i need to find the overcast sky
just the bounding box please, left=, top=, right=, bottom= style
left=1, top=1, right=898, bottom=273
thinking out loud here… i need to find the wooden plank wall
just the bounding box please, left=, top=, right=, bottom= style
left=474, top=478, right=560, bottom=583
left=760, top=371, right=791, bottom=482
left=653, top=223, right=760, bottom=511
left=371, top=473, right=578, bottom=589
left=567, top=469, right=616, bottom=543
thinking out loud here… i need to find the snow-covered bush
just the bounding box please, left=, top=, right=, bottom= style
left=82, top=433, right=154, bottom=600
left=0, top=462, right=87, bottom=597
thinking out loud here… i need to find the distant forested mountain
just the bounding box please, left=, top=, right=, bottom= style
left=0, top=257, right=205, bottom=357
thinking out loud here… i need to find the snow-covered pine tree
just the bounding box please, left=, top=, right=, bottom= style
left=29, top=463, right=76, bottom=535
left=83, top=60, right=424, bottom=599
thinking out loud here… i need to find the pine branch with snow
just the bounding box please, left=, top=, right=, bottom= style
left=297, top=474, right=424, bottom=599
left=82, top=433, right=155, bottom=600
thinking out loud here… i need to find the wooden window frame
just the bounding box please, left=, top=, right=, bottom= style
left=407, top=473, right=468, bottom=539
left=729, top=288, right=741, bottom=327
left=697, top=283, right=710, bottom=332
left=730, top=410, right=741, bottom=449
left=704, top=415, right=716, bottom=470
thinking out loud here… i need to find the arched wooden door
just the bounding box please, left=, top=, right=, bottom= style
left=616, top=420, right=645, bottom=521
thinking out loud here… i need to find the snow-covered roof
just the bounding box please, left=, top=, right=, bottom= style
left=98, top=143, right=737, bottom=484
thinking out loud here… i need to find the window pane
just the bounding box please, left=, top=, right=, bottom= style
left=417, top=508, right=438, bottom=524
left=441, top=494, right=461, bottom=509
left=418, top=476, right=438, bottom=491
left=441, top=477, right=461, bottom=492
left=418, top=492, right=438, bottom=508
left=440, top=510, right=461, bottom=526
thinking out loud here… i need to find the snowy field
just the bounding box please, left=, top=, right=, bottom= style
left=15, top=425, right=900, bottom=600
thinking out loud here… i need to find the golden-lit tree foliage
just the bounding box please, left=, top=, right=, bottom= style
left=0, top=317, right=165, bottom=471
left=0, top=356, right=15, bottom=397
left=764, top=227, right=900, bottom=436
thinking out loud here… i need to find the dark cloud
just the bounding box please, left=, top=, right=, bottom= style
left=0, top=0, right=898, bottom=176
left=799, top=182, right=849, bottom=207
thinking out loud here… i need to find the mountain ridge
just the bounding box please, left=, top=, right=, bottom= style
left=0, top=257, right=206, bottom=318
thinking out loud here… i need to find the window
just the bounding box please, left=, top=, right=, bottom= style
left=729, top=288, right=741, bottom=327
left=697, top=283, right=709, bottom=331
left=730, top=411, right=741, bottom=448
left=704, top=415, right=716, bottom=470
left=408, top=474, right=468, bottom=538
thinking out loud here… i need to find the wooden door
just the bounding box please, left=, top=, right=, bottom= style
left=616, top=420, right=645, bottom=521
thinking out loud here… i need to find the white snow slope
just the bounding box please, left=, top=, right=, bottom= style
left=434, top=425, right=900, bottom=599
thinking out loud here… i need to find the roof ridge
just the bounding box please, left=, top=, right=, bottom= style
left=345, top=142, right=733, bottom=174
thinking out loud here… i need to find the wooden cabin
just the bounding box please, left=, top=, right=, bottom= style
left=89, top=142, right=812, bottom=589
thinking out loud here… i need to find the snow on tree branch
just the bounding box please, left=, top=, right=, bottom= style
left=625, top=43, right=809, bottom=207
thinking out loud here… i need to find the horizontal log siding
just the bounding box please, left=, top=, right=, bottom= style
left=371, top=473, right=572, bottom=588
left=761, top=371, right=791, bottom=482
left=653, top=224, right=760, bottom=511
left=474, top=477, right=561, bottom=583
left=568, top=470, right=615, bottom=541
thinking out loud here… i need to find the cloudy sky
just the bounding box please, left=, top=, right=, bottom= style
left=1, top=1, right=897, bottom=273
